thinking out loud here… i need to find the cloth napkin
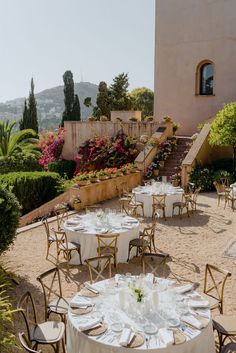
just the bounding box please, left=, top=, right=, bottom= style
left=181, top=315, right=204, bottom=329
left=119, top=328, right=135, bottom=346
left=188, top=300, right=209, bottom=308
left=174, top=284, right=193, bottom=294
left=78, top=317, right=102, bottom=331
left=66, top=219, right=80, bottom=225
left=84, top=282, right=100, bottom=294
left=158, top=328, right=174, bottom=346
left=72, top=225, right=85, bottom=231
left=70, top=295, right=92, bottom=308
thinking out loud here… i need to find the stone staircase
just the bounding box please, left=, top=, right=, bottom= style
left=159, top=136, right=192, bottom=178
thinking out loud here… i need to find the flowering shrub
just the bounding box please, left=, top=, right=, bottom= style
left=75, top=131, right=138, bottom=173
left=145, top=137, right=176, bottom=179
left=38, top=128, right=65, bottom=170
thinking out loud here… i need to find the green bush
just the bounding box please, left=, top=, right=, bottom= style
left=213, top=170, right=234, bottom=184
left=189, top=166, right=214, bottom=191
left=48, top=159, right=76, bottom=179
left=0, top=269, right=17, bottom=352
left=0, top=172, right=62, bottom=215
left=0, top=187, right=21, bottom=254
left=0, top=153, right=42, bottom=174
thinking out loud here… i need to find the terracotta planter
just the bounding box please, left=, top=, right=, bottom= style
left=159, top=161, right=165, bottom=168
left=77, top=180, right=88, bottom=186
left=73, top=202, right=81, bottom=211
left=153, top=169, right=160, bottom=177
left=110, top=174, right=117, bottom=178
left=172, top=179, right=180, bottom=187
left=90, top=178, right=98, bottom=183
left=99, top=176, right=108, bottom=181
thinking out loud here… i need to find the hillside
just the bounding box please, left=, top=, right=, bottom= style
left=0, top=82, right=98, bottom=130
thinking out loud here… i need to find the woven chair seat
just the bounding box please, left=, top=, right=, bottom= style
left=48, top=297, right=71, bottom=314
left=221, top=342, right=236, bottom=353
left=98, top=246, right=118, bottom=255
left=213, top=315, right=236, bottom=335
left=32, top=321, right=65, bottom=343
left=59, top=241, right=80, bottom=251
left=129, top=238, right=149, bottom=247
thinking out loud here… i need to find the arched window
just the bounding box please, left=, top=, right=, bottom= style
left=196, top=61, right=214, bottom=95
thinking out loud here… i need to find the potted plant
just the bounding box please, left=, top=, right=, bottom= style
left=120, top=165, right=129, bottom=175
left=88, top=171, right=98, bottom=183
left=171, top=173, right=181, bottom=187
left=96, top=170, right=108, bottom=181
left=129, top=163, right=138, bottom=173
left=107, top=167, right=118, bottom=178
left=75, top=173, right=90, bottom=186
left=145, top=116, right=153, bottom=122
left=151, top=161, right=160, bottom=177
left=129, top=117, right=138, bottom=122
left=100, top=115, right=109, bottom=122
left=72, top=197, right=82, bottom=211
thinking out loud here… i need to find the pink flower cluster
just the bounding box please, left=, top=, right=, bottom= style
left=38, top=128, right=65, bottom=170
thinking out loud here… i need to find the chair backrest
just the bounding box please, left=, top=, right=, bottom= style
left=18, top=332, right=42, bottom=353
left=142, top=252, right=169, bottom=278
left=152, top=194, right=166, bottom=207
left=220, top=177, right=230, bottom=188
left=204, top=263, right=231, bottom=311
left=213, top=181, right=225, bottom=194
left=54, top=205, right=69, bottom=230
left=85, top=255, right=112, bottom=283
left=192, top=186, right=201, bottom=202
left=141, top=223, right=156, bottom=242
left=17, top=291, right=38, bottom=342
left=37, top=267, right=63, bottom=320
left=53, top=230, right=69, bottom=251
left=116, top=182, right=129, bottom=198
left=42, top=217, right=51, bottom=240
left=96, top=234, right=119, bottom=256
left=129, top=193, right=138, bottom=205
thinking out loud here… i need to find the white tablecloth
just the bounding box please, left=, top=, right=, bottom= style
left=64, top=211, right=140, bottom=264
left=67, top=277, right=215, bottom=353
left=133, top=183, right=184, bottom=218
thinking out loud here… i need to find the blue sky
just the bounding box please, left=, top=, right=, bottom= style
left=0, top=0, right=155, bottom=102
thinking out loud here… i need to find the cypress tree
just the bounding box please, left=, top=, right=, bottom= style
left=61, top=70, right=75, bottom=126
left=28, top=78, right=38, bottom=133
left=19, top=99, right=29, bottom=130
left=109, top=73, right=132, bottom=111
left=95, top=81, right=111, bottom=119
left=72, top=94, right=81, bottom=121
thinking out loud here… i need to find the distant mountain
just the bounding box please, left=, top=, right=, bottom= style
left=0, top=82, right=98, bottom=130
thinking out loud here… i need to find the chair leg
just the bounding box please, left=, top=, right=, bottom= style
left=78, top=249, right=82, bottom=265
left=163, top=208, right=166, bottom=221
left=127, top=245, right=132, bottom=262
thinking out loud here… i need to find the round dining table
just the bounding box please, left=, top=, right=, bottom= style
left=67, top=275, right=215, bottom=353
left=133, top=182, right=185, bottom=218
left=64, top=210, right=140, bottom=264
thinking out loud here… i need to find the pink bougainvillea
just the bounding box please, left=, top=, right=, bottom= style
left=75, top=131, right=138, bottom=174
left=38, top=128, right=65, bottom=170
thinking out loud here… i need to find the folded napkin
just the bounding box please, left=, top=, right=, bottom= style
left=66, top=220, right=80, bottom=225
left=78, top=317, right=102, bottom=331
left=191, top=308, right=210, bottom=319
left=70, top=296, right=92, bottom=309
left=158, top=328, right=174, bottom=346
left=174, top=284, right=193, bottom=294
left=72, top=226, right=85, bottom=231
left=181, top=315, right=204, bottom=330
left=119, top=328, right=135, bottom=347
left=84, top=282, right=100, bottom=294
left=188, top=300, right=209, bottom=308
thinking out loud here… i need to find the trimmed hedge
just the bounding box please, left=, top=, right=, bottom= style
left=48, top=159, right=76, bottom=179
left=0, top=187, right=21, bottom=254
left=0, top=172, right=62, bottom=215
left=0, top=153, right=42, bottom=174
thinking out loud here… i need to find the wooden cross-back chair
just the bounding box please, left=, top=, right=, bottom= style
left=213, top=181, right=227, bottom=206
left=172, top=193, right=190, bottom=218
left=125, top=194, right=144, bottom=216
left=54, top=230, right=82, bottom=269
left=54, top=205, right=69, bottom=231
left=42, top=218, right=57, bottom=260
left=96, top=233, right=119, bottom=267
left=142, top=252, right=170, bottom=279
left=224, top=187, right=236, bottom=211
left=85, top=255, right=112, bottom=283
left=116, top=182, right=132, bottom=213
left=17, top=291, right=65, bottom=353
left=152, top=194, right=166, bottom=220
left=37, top=267, right=71, bottom=323
left=203, top=263, right=231, bottom=314
left=187, top=186, right=201, bottom=211
left=127, top=222, right=156, bottom=262
left=18, top=332, right=42, bottom=353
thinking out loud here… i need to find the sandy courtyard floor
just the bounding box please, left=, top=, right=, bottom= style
left=2, top=192, right=236, bottom=352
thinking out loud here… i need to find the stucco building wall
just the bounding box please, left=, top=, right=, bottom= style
left=154, top=0, right=236, bottom=136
